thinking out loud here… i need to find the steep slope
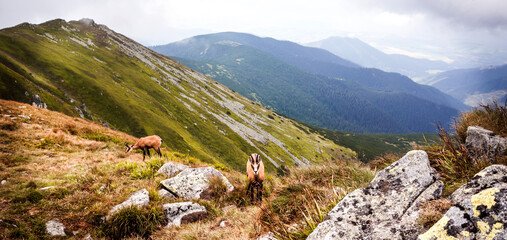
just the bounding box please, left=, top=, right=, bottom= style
left=0, top=19, right=354, bottom=172
left=421, top=64, right=507, bottom=106
left=306, top=36, right=451, bottom=80
left=152, top=35, right=460, bottom=133
left=153, top=32, right=465, bottom=112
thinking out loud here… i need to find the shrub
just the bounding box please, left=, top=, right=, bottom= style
left=101, top=205, right=166, bottom=240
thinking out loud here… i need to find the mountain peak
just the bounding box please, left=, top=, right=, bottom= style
left=78, top=18, right=95, bottom=26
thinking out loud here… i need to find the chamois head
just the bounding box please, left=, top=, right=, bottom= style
left=249, top=153, right=262, bottom=175
left=125, top=143, right=133, bottom=153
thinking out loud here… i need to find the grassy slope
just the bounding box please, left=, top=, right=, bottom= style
left=0, top=99, right=375, bottom=239
left=0, top=19, right=354, bottom=173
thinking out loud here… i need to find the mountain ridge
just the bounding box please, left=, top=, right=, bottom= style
left=0, top=19, right=353, bottom=171
left=152, top=32, right=462, bottom=133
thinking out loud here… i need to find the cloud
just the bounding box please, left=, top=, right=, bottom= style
left=369, top=0, right=507, bottom=31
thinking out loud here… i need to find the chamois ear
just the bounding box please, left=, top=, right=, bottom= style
left=125, top=143, right=131, bottom=152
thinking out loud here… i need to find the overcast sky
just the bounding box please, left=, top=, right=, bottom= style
left=1, top=0, right=507, bottom=64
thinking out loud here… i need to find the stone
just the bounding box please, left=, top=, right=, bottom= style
left=163, top=201, right=207, bottom=227
left=159, top=188, right=176, bottom=200
left=31, top=94, right=47, bottom=109
left=219, top=220, right=227, bottom=227
left=84, top=234, right=93, bottom=240
left=466, top=126, right=507, bottom=162
left=39, top=186, right=55, bottom=191
left=160, top=167, right=234, bottom=199
left=307, top=150, right=443, bottom=240
left=418, top=165, right=507, bottom=240
left=157, top=162, right=189, bottom=177
left=1, top=180, right=6, bottom=185
left=256, top=232, right=278, bottom=240
left=109, top=189, right=149, bottom=216
left=46, top=219, right=65, bottom=236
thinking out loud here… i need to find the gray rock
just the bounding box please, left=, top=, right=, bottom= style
left=159, top=188, right=176, bottom=200
left=466, top=126, right=507, bottom=162
left=46, top=219, right=65, bottom=236
left=418, top=165, right=507, bottom=240
left=39, top=186, right=55, bottom=191
left=256, top=232, right=278, bottom=240
left=1, top=180, right=6, bottom=185
left=160, top=167, right=234, bottom=199
left=157, top=162, right=189, bottom=177
left=163, top=201, right=207, bottom=227
left=84, top=234, right=93, bottom=240
left=31, top=94, right=47, bottom=109
left=109, top=189, right=149, bottom=216
left=307, top=150, right=443, bottom=240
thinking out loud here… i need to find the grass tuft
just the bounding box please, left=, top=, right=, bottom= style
left=101, top=205, right=166, bottom=240
left=422, top=101, right=507, bottom=196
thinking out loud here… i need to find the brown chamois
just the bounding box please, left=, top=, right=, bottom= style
left=125, top=135, right=163, bottom=161
left=246, top=153, right=264, bottom=202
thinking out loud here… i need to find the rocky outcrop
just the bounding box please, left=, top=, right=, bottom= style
left=466, top=126, right=507, bottom=162
left=307, top=150, right=443, bottom=240
left=109, top=189, right=149, bottom=216
left=157, top=162, right=189, bottom=177
left=163, top=201, right=207, bottom=227
left=160, top=167, right=234, bottom=199
left=46, top=219, right=65, bottom=236
left=418, top=165, right=507, bottom=240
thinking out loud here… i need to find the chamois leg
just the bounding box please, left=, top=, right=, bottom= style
left=145, top=147, right=151, bottom=159
left=257, top=183, right=263, bottom=202
left=247, top=182, right=254, bottom=202
left=142, top=149, right=146, bottom=161
left=156, top=147, right=162, bottom=157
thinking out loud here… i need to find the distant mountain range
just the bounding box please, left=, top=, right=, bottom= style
left=0, top=19, right=354, bottom=171
left=306, top=36, right=451, bottom=80
left=151, top=32, right=463, bottom=133
left=421, top=64, right=507, bottom=107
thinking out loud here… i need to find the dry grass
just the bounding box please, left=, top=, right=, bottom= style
left=260, top=159, right=376, bottom=240
left=421, top=101, right=507, bottom=196
left=417, top=199, right=452, bottom=228
left=0, top=99, right=378, bottom=239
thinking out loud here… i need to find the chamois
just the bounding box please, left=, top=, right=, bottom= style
left=246, top=153, right=264, bottom=202
left=125, top=135, right=163, bottom=161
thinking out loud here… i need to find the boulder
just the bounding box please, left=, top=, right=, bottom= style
left=163, top=201, right=207, bottom=227
left=109, top=189, right=149, bottom=216
left=159, top=188, right=176, bottom=200
left=157, top=162, right=189, bottom=177
left=46, top=219, right=65, bottom=236
left=160, top=167, right=234, bottom=199
left=307, top=150, right=443, bottom=240
left=418, top=165, right=507, bottom=240
left=466, top=126, right=507, bottom=162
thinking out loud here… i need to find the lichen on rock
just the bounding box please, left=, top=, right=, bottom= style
left=307, top=150, right=443, bottom=240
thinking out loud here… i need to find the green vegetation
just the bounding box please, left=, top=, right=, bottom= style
left=154, top=33, right=459, bottom=133
left=101, top=205, right=166, bottom=240
left=304, top=123, right=439, bottom=161
left=0, top=19, right=351, bottom=173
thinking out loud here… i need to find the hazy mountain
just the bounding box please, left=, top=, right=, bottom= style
left=306, top=36, right=451, bottom=81
left=152, top=33, right=460, bottom=133
left=0, top=19, right=354, bottom=171
left=421, top=64, right=507, bottom=107
left=153, top=32, right=466, bottom=112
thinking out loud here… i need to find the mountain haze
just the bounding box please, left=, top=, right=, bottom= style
left=152, top=32, right=461, bottom=133
left=0, top=19, right=353, bottom=171
left=421, top=64, right=507, bottom=106
left=306, top=36, right=451, bottom=80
